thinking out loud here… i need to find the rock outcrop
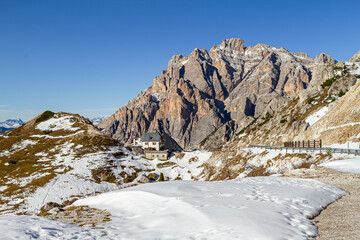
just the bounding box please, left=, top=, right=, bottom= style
left=349, top=50, right=360, bottom=62
left=100, top=38, right=337, bottom=149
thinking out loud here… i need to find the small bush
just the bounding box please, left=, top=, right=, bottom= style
left=280, top=119, right=287, bottom=124
left=338, top=90, right=345, bottom=97
left=8, top=160, right=17, bottom=165
left=36, top=111, right=55, bottom=123
left=159, top=172, right=164, bottom=181
left=157, top=161, right=176, bottom=168
left=326, top=149, right=333, bottom=157
left=321, top=76, right=340, bottom=88
left=42, top=130, right=53, bottom=134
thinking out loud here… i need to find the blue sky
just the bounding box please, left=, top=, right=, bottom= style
left=1, top=0, right=359, bottom=121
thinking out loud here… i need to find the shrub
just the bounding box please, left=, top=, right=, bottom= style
left=8, top=160, right=17, bottom=165
left=36, top=111, right=55, bottom=123
left=321, top=75, right=340, bottom=88
left=280, top=119, right=287, bottom=124
left=326, top=149, right=333, bottom=157
left=338, top=90, right=345, bottom=97
left=159, top=172, right=164, bottom=181
left=42, top=130, right=53, bottom=134
left=157, top=162, right=176, bottom=168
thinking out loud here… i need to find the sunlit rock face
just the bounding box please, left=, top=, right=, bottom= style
left=100, top=38, right=334, bottom=149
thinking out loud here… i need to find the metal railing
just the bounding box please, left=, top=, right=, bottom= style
left=248, top=145, right=360, bottom=156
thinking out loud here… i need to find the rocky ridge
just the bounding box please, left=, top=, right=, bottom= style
left=100, top=38, right=344, bottom=149
left=223, top=52, right=360, bottom=148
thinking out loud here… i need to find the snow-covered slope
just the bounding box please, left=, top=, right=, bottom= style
left=0, top=178, right=344, bottom=239
left=321, top=158, right=360, bottom=174
left=0, top=111, right=123, bottom=214
left=0, top=111, right=215, bottom=214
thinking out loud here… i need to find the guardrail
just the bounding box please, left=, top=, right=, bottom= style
left=248, top=145, right=360, bottom=156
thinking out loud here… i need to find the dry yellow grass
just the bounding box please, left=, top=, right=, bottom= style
left=0, top=112, right=120, bottom=214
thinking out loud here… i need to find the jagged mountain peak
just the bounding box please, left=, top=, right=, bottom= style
left=219, top=38, right=245, bottom=52
left=100, top=38, right=339, bottom=149
left=315, top=53, right=336, bottom=65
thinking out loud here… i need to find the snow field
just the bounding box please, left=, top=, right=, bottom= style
left=320, top=157, right=360, bottom=174
left=305, top=107, right=329, bottom=126
left=0, top=178, right=345, bottom=239
left=36, top=116, right=80, bottom=132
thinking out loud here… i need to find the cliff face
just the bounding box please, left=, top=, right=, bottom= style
left=99, top=38, right=333, bottom=149
left=224, top=55, right=359, bottom=149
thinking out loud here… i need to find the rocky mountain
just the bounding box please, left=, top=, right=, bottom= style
left=0, top=119, right=24, bottom=133
left=221, top=52, right=360, bottom=149
left=100, top=38, right=340, bottom=149
left=300, top=56, right=360, bottom=146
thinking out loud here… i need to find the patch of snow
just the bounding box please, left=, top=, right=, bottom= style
left=31, top=130, right=84, bottom=139
left=181, top=59, right=189, bottom=65
left=324, top=141, right=360, bottom=149
left=25, top=174, right=118, bottom=212
left=36, top=116, right=80, bottom=132
left=0, top=140, right=38, bottom=157
left=334, top=70, right=342, bottom=76
left=151, top=93, right=162, bottom=102
left=16, top=172, right=52, bottom=188
left=305, top=107, right=329, bottom=126
left=34, top=152, right=48, bottom=157
left=237, top=133, right=246, bottom=138
left=320, top=158, right=360, bottom=174
left=21, top=146, right=125, bottom=213
left=0, top=178, right=344, bottom=239
left=0, top=186, right=8, bottom=192
left=75, top=179, right=344, bottom=239
left=327, top=122, right=360, bottom=130
left=12, top=140, right=38, bottom=151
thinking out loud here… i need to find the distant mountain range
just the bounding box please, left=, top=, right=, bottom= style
left=0, top=119, right=24, bottom=133
left=91, top=116, right=110, bottom=125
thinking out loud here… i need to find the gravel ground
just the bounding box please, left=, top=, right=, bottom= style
left=284, top=166, right=360, bottom=239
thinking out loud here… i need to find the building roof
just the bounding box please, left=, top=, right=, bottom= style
left=140, top=132, right=161, bottom=142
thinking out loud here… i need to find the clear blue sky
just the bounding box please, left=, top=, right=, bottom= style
left=1, top=0, right=359, bottom=121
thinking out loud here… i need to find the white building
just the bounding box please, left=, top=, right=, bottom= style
left=133, top=132, right=162, bottom=151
